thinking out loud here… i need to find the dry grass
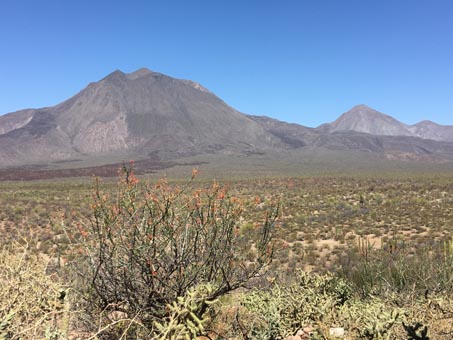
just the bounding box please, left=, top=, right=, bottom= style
left=1, top=172, right=453, bottom=338
left=0, top=242, right=69, bottom=340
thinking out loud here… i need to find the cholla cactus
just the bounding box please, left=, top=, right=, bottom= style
left=154, top=284, right=219, bottom=340
left=346, top=301, right=401, bottom=340
left=0, top=312, right=13, bottom=340
left=362, top=309, right=400, bottom=340
left=240, top=270, right=352, bottom=339
left=240, top=270, right=406, bottom=340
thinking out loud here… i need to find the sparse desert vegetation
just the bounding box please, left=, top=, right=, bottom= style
left=2, top=1, right=453, bottom=339
left=1, top=167, right=453, bottom=339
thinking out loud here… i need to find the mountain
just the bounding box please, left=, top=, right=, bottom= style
left=0, top=69, right=452, bottom=174
left=0, top=68, right=282, bottom=167
left=251, top=114, right=453, bottom=161
left=408, top=120, right=453, bottom=142
left=320, top=104, right=453, bottom=142
left=319, top=104, right=412, bottom=136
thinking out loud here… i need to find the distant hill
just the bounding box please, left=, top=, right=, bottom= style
left=409, top=120, right=453, bottom=142
left=250, top=114, right=453, bottom=162
left=0, top=69, right=452, bottom=174
left=319, top=104, right=453, bottom=142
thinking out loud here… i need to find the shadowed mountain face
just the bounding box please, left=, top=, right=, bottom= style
left=0, top=69, right=452, bottom=171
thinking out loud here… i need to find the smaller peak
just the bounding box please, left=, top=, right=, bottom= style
left=415, top=120, right=438, bottom=126
left=135, top=67, right=152, bottom=73
left=126, top=67, right=154, bottom=80
left=110, top=69, right=126, bottom=76
left=344, top=104, right=382, bottom=117
left=351, top=104, right=373, bottom=111
left=101, top=69, right=127, bottom=82
left=334, top=104, right=393, bottom=125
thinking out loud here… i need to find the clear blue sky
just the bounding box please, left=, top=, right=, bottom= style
left=1, top=0, right=452, bottom=127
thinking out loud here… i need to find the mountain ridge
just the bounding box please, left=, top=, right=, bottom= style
left=0, top=68, right=284, bottom=167
left=320, top=104, right=453, bottom=142
left=1, top=68, right=452, bottom=172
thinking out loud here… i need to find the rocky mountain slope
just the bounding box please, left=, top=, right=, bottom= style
left=0, top=109, right=36, bottom=135
left=250, top=115, right=453, bottom=162
left=409, top=120, right=453, bottom=142
left=320, top=104, right=453, bottom=142
left=0, top=68, right=282, bottom=167
left=0, top=69, right=452, bottom=171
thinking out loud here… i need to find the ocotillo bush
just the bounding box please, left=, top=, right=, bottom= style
left=68, top=164, right=279, bottom=337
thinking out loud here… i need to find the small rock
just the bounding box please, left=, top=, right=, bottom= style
left=329, top=327, right=345, bottom=337
left=294, top=326, right=314, bottom=339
